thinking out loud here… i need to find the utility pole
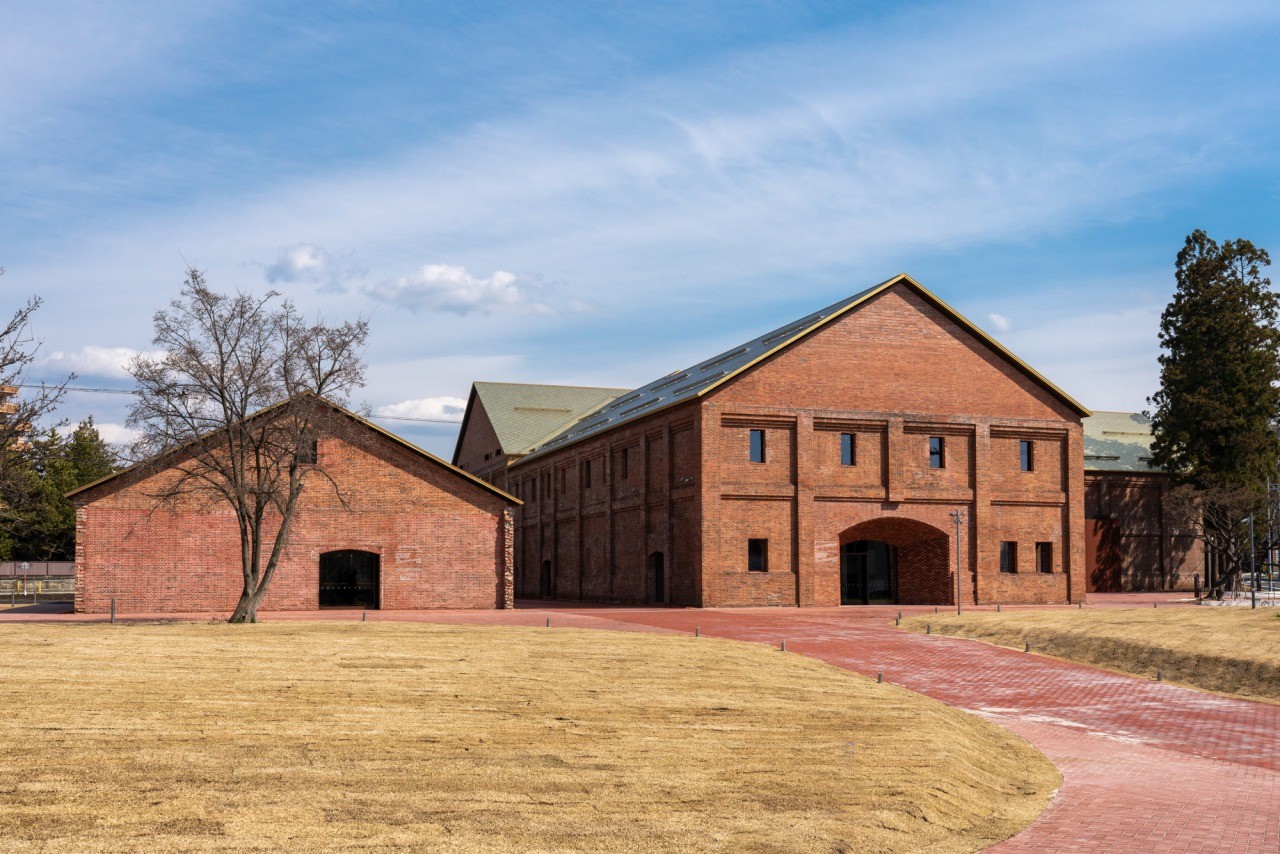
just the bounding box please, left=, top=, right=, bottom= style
left=1250, top=512, right=1257, bottom=610
left=949, top=508, right=967, bottom=614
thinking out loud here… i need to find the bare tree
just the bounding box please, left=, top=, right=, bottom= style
left=127, top=268, right=368, bottom=622
left=1, top=270, right=73, bottom=533
left=1164, top=482, right=1262, bottom=598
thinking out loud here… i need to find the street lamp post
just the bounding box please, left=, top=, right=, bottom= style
left=949, top=509, right=967, bottom=615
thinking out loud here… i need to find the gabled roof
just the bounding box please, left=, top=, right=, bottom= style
left=69, top=392, right=520, bottom=505
left=520, top=274, right=1089, bottom=463
left=1083, top=410, right=1161, bottom=474
left=453, top=381, right=629, bottom=463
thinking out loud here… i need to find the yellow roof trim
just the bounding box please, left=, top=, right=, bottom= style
left=68, top=392, right=521, bottom=505
left=696, top=273, right=1092, bottom=417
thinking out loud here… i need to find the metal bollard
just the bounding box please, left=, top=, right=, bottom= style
left=1194, top=574, right=1201, bottom=601
left=1154, top=602, right=1158, bottom=609
left=1157, top=669, right=1163, bottom=682
left=695, top=626, right=700, bottom=637
left=780, top=640, right=787, bottom=652
left=934, top=606, right=939, bottom=614
left=926, top=623, right=931, bottom=635
left=997, top=603, right=1001, bottom=613
left=1025, top=641, right=1030, bottom=652
left=110, top=598, right=115, bottom=624
left=361, top=610, right=366, bottom=622
left=545, top=617, right=551, bottom=628
left=877, top=672, right=883, bottom=683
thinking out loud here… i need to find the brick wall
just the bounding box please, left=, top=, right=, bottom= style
left=1084, top=472, right=1203, bottom=591
left=502, top=281, right=1085, bottom=607
left=73, top=414, right=514, bottom=613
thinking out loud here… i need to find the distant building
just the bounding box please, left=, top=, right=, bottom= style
left=456, top=274, right=1091, bottom=607
left=454, top=382, right=628, bottom=492
left=1083, top=411, right=1203, bottom=591
left=70, top=397, right=520, bottom=613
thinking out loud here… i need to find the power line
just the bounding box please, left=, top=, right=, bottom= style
left=16, top=383, right=462, bottom=425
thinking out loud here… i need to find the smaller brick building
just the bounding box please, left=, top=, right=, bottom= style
left=69, top=398, right=520, bottom=613
left=1083, top=411, right=1203, bottom=591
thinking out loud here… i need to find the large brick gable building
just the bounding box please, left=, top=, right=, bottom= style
left=71, top=399, right=520, bottom=613
left=457, top=274, right=1091, bottom=607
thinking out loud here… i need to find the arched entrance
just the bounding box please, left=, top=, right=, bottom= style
left=540, top=560, right=553, bottom=598
left=648, top=552, right=665, bottom=604
left=837, top=518, right=952, bottom=606
left=841, top=540, right=897, bottom=604
left=319, top=550, right=380, bottom=608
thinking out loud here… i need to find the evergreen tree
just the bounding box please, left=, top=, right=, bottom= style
left=0, top=419, right=117, bottom=560
left=1149, top=230, right=1280, bottom=488
left=1148, top=230, right=1280, bottom=596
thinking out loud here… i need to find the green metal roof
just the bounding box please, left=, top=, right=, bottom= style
left=470, top=381, right=630, bottom=457
left=1083, top=410, right=1161, bottom=473
left=517, top=274, right=1089, bottom=463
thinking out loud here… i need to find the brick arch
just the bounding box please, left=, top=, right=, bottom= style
left=838, top=517, right=952, bottom=606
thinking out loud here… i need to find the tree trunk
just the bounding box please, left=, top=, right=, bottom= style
left=228, top=584, right=267, bottom=623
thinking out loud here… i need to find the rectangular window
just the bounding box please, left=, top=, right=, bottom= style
left=582, top=459, right=592, bottom=489
left=748, top=539, right=769, bottom=572
left=559, top=468, right=566, bottom=493
left=620, top=448, right=629, bottom=481
left=929, top=436, right=945, bottom=469
left=840, top=432, right=856, bottom=466
left=1037, top=542, right=1053, bottom=574
left=1020, top=440, right=1034, bottom=472
left=297, top=434, right=318, bottom=465
left=1000, top=541, right=1018, bottom=574
left=749, top=429, right=766, bottom=463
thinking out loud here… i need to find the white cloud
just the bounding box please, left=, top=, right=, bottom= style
left=364, top=265, right=549, bottom=315
left=264, top=243, right=329, bottom=284
left=94, top=422, right=140, bottom=445
left=44, top=345, right=161, bottom=379
left=376, top=396, right=467, bottom=422
left=987, top=313, right=1013, bottom=333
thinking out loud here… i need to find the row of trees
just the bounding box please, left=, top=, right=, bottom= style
left=1149, top=230, right=1279, bottom=597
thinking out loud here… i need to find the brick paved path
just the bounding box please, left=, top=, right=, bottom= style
left=5, top=600, right=1277, bottom=851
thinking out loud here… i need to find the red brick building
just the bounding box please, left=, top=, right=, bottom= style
left=70, top=399, right=519, bottom=613
left=456, top=274, right=1091, bottom=607
left=1083, top=411, right=1203, bottom=591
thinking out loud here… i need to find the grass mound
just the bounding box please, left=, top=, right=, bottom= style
left=904, top=607, right=1280, bottom=702
left=0, top=622, right=1056, bottom=852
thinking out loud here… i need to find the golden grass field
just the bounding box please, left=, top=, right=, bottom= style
left=904, top=606, right=1280, bottom=702
left=0, top=622, right=1057, bottom=852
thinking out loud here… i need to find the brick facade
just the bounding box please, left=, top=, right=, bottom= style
left=72, top=407, right=518, bottom=613
left=1084, top=471, right=1203, bottom=591
left=498, top=280, right=1087, bottom=607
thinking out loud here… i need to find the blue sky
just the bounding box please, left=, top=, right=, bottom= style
left=4, top=0, right=1280, bottom=457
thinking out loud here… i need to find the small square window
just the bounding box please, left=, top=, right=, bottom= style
left=1000, top=541, right=1018, bottom=573
left=1020, top=440, right=1034, bottom=472
left=929, top=436, right=945, bottom=469
left=749, top=429, right=766, bottom=464
left=1036, top=542, right=1053, bottom=573
left=748, top=538, right=769, bottom=572
left=297, top=434, right=318, bottom=465
left=840, top=433, right=856, bottom=466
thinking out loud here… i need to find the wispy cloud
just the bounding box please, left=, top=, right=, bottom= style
left=364, top=265, right=550, bottom=315
left=377, top=396, right=467, bottom=422
left=44, top=345, right=161, bottom=379
left=94, top=422, right=140, bottom=445
left=987, top=313, right=1013, bottom=333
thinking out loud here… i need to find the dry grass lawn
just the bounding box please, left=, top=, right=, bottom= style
left=0, top=622, right=1057, bottom=852
left=904, top=607, right=1280, bottom=702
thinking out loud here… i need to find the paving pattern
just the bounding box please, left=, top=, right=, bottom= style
left=5, top=596, right=1278, bottom=851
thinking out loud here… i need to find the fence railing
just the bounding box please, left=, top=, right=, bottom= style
left=0, top=561, right=74, bottom=577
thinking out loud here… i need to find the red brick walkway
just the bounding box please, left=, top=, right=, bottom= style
left=5, top=599, right=1277, bottom=851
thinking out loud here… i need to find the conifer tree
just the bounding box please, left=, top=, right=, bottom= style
left=1149, top=230, right=1280, bottom=594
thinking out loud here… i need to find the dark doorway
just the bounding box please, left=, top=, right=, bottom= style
left=540, top=560, right=552, bottom=598
left=841, top=540, right=897, bottom=605
left=319, top=550, right=380, bottom=608
left=1087, top=519, right=1122, bottom=592
left=648, top=552, right=665, bottom=604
